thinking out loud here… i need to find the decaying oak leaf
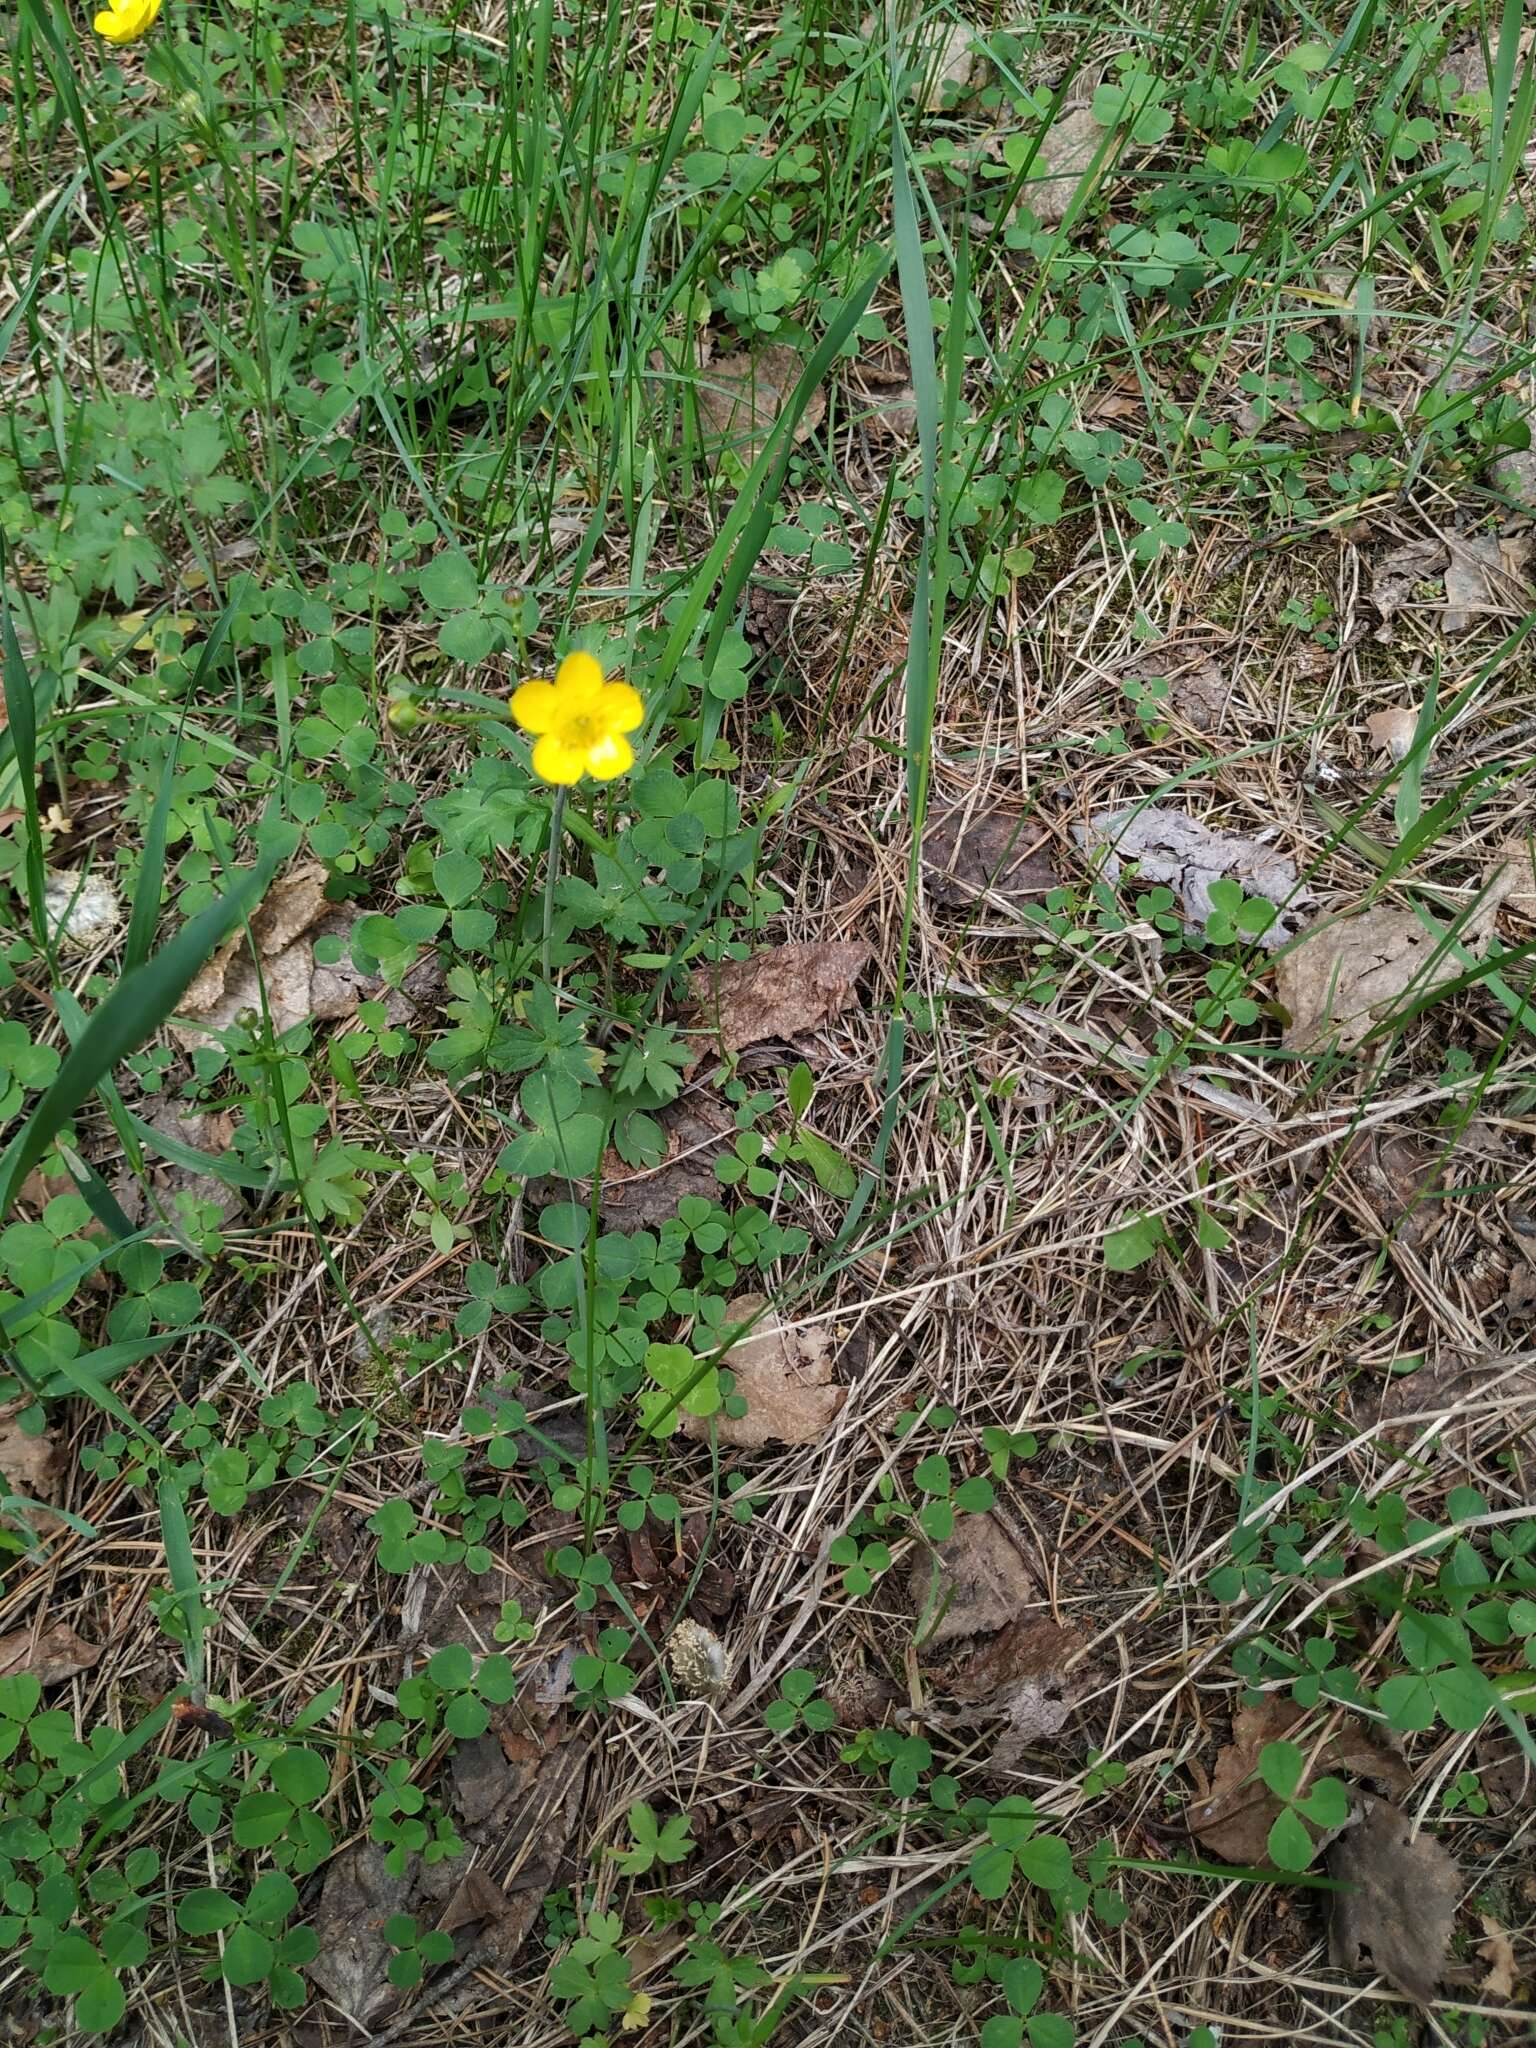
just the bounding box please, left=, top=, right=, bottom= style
left=1275, top=904, right=1488, bottom=1051
left=1327, top=1799, right=1461, bottom=2003
left=922, top=805, right=1058, bottom=909
left=0, top=1400, right=64, bottom=1519
left=690, top=345, right=825, bottom=465
left=599, top=1097, right=735, bottom=1232
left=1370, top=536, right=1450, bottom=638
left=909, top=1512, right=1038, bottom=1648
left=172, top=864, right=362, bottom=1049
left=1191, top=1700, right=1410, bottom=1865
left=681, top=1294, right=845, bottom=1448
left=1024, top=105, right=1109, bottom=227
left=1074, top=806, right=1308, bottom=946
left=1364, top=707, right=1419, bottom=762
left=0, top=1622, right=100, bottom=1686
left=685, top=941, right=872, bottom=1061
left=1441, top=531, right=1535, bottom=635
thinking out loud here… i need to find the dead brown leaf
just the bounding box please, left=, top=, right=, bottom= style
left=1327, top=1799, right=1461, bottom=2003
left=1074, top=806, right=1309, bottom=946
left=0, top=1399, right=63, bottom=1514
left=1024, top=105, right=1109, bottom=227
left=599, top=1097, right=734, bottom=1231
left=943, top=1617, right=1091, bottom=1768
left=923, top=805, right=1058, bottom=909
left=1478, top=1913, right=1519, bottom=2001
left=1167, top=656, right=1234, bottom=733
left=0, top=1621, right=100, bottom=1686
left=909, top=1512, right=1038, bottom=1647
left=173, top=863, right=352, bottom=1049
left=685, top=941, right=872, bottom=1061
left=1442, top=531, right=1535, bottom=635
left=1490, top=835, right=1536, bottom=921
left=437, top=1866, right=512, bottom=1937
left=1364, top=707, right=1419, bottom=762
left=1275, top=904, right=1489, bottom=1051
left=1191, top=1701, right=1411, bottom=1864
left=690, top=345, right=825, bottom=465
left=310, top=1739, right=587, bottom=2024
left=1370, top=536, right=1450, bottom=637
left=861, top=3, right=984, bottom=110
left=681, top=1293, right=845, bottom=1448
left=1338, top=1127, right=1449, bottom=1251
left=1492, top=446, right=1536, bottom=512
left=842, top=350, right=919, bottom=441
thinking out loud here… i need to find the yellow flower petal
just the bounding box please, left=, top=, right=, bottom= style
left=584, top=733, right=635, bottom=781
left=595, top=681, right=643, bottom=734
left=531, top=732, right=590, bottom=785
left=553, top=650, right=604, bottom=703
left=95, top=0, right=158, bottom=38
left=509, top=678, right=560, bottom=735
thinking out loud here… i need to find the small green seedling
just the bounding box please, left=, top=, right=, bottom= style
left=611, top=1800, right=695, bottom=1876
left=762, top=1669, right=837, bottom=1734
left=383, top=1911, right=455, bottom=1988
left=1256, top=1739, right=1349, bottom=1869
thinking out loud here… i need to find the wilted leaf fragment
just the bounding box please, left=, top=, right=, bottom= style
left=0, top=1400, right=64, bottom=1519
left=1191, top=1701, right=1410, bottom=1864
left=1441, top=532, right=1534, bottom=636
left=686, top=942, right=872, bottom=1060
left=1364, top=708, right=1419, bottom=762
left=946, top=1617, right=1090, bottom=1768
left=690, top=345, right=825, bottom=465
left=172, top=863, right=360, bottom=1048
left=0, top=1623, right=100, bottom=1685
left=909, top=1513, right=1038, bottom=1648
left=1025, top=106, right=1109, bottom=227
left=1074, top=806, right=1307, bottom=946
left=681, top=1294, right=845, bottom=1448
left=1370, top=537, right=1450, bottom=638
left=1276, top=906, right=1484, bottom=1051
left=1328, top=1800, right=1460, bottom=2003
left=861, top=2, right=984, bottom=110
left=923, top=806, right=1057, bottom=909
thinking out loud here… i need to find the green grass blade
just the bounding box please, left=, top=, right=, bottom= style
left=159, top=1480, right=206, bottom=1693
left=0, top=856, right=275, bottom=1217
left=1, top=541, right=52, bottom=957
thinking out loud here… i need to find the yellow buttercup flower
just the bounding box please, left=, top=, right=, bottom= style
left=94, top=0, right=161, bottom=40
left=510, top=651, right=643, bottom=787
